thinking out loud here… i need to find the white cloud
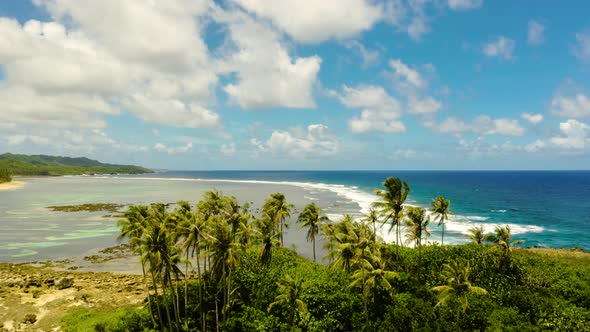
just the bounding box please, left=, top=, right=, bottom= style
left=549, top=119, right=589, bottom=150
left=521, top=113, right=544, bottom=125
left=342, top=40, right=380, bottom=67
left=154, top=142, right=193, bottom=154
left=408, top=96, right=442, bottom=114
left=572, top=32, right=590, bottom=62
left=524, top=139, right=545, bottom=153
left=447, top=0, right=483, bottom=11
left=389, top=58, right=426, bottom=90
left=215, top=9, right=321, bottom=109
left=406, top=16, right=429, bottom=40
left=550, top=93, right=590, bottom=118
left=220, top=143, right=237, bottom=157
left=230, top=0, right=382, bottom=43
left=252, top=124, right=338, bottom=157
left=335, top=85, right=406, bottom=134
left=438, top=116, right=525, bottom=136
left=527, top=20, right=545, bottom=46
left=0, top=0, right=222, bottom=133
left=482, top=36, right=515, bottom=60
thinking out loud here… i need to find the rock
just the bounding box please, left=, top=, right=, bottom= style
left=22, top=313, right=37, bottom=324
left=55, top=277, right=74, bottom=290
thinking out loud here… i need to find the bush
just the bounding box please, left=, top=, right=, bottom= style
left=0, top=168, right=11, bottom=183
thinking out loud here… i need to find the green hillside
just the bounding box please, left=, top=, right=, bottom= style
left=0, top=153, right=152, bottom=176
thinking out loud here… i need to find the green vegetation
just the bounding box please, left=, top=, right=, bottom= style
left=0, top=153, right=152, bottom=176
left=60, top=176, right=590, bottom=331
left=0, top=167, right=12, bottom=183
left=47, top=203, right=124, bottom=213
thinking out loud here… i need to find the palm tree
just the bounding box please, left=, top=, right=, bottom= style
left=404, top=206, right=430, bottom=279
left=432, top=260, right=488, bottom=313
left=485, top=225, right=525, bottom=270
left=263, top=193, right=293, bottom=247
left=350, top=255, right=398, bottom=326
left=268, top=274, right=308, bottom=330
left=466, top=225, right=485, bottom=244
left=297, top=203, right=329, bottom=263
left=323, top=215, right=357, bottom=273
left=373, top=177, right=410, bottom=253
left=364, top=208, right=380, bottom=243
left=255, top=213, right=280, bottom=266
left=117, top=205, right=158, bottom=328
left=430, top=196, right=452, bottom=245
left=202, top=215, right=242, bottom=326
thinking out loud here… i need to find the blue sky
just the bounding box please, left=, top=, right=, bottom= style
left=0, top=0, right=589, bottom=170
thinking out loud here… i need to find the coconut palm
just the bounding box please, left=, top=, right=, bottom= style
left=263, top=193, right=294, bottom=247
left=373, top=177, right=410, bottom=252
left=466, top=225, right=485, bottom=244
left=485, top=225, right=525, bottom=270
left=268, top=274, right=309, bottom=330
left=297, top=203, right=329, bottom=263
left=255, top=213, right=281, bottom=266
left=202, top=215, right=242, bottom=326
left=404, top=206, right=430, bottom=279
left=364, top=208, right=380, bottom=243
left=350, top=255, right=398, bottom=326
left=117, top=205, right=158, bottom=327
left=432, top=260, right=488, bottom=312
left=430, top=196, right=452, bottom=245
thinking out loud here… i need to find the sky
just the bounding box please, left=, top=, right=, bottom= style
left=0, top=0, right=589, bottom=170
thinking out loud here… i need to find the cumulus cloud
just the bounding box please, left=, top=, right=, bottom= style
left=154, top=142, right=193, bottom=154
left=438, top=116, right=525, bottom=136
left=521, top=113, right=544, bottom=125
left=549, top=119, right=589, bottom=150
left=215, top=8, right=321, bottom=109
left=220, top=143, right=237, bottom=157
left=335, top=85, right=405, bottom=133
left=572, top=32, right=590, bottom=62
left=388, top=58, right=427, bottom=91
left=251, top=124, right=338, bottom=157
left=550, top=93, right=590, bottom=118
left=527, top=20, right=545, bottom=46
left=482, top=36, right=515, bottom=60
left=408, top=96, right=442, bottom=114
left=447, top=0, right=483, bottom=11
left=230, top=0, right=382, bottom=44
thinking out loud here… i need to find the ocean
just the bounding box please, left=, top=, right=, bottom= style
left=1, top=171, right=588, bottom=265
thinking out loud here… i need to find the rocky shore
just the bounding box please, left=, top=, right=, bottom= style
left=0, top=262, right=145, bottom=331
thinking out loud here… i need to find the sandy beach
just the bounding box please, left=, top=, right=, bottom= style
left=0, top=181, right=25, bottom=191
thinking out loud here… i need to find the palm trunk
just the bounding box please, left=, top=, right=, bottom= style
left=280, top=219, right=284, bottom=247
left=196, top=246, right=205, bottom=332
left=149, top=268, right=164, bottom=330
left=184, top=250, right=189, bottom=330
left=312, top=237, right=316, bottom=263
left=441, top=222, right=445, bottom=245
left=140, top=251, right=157, bottom=328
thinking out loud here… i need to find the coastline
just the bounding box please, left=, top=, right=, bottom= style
left=0, top=181, right=25, bottom=191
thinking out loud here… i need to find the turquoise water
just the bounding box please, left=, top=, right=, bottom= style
left=1, top=171, right=588, bottom=262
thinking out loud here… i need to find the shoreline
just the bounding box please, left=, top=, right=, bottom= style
left=0, top=181, right=25, bottom=191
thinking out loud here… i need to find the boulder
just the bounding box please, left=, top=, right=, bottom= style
left=55, top=277, right=74, bottom=290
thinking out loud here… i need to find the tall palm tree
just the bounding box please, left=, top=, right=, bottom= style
left=430, top=196, right=452, bottom=245
left=263, top=193, right=293, bottom=247
left=323, top=214, right=356, bottom=272
left=364, top=208, right=380, bottom=243
left=373, top=177, right=410, bottom=253
left=466, top=225, right=485, bottom=244
left=202, top=215, right=242, bottom=326
left=350, top=255, right=397, bottom=326
left=255, top=213, right=280, bottom=266
left=117, top=205, right=158, bottom=328
left=404, top=206, right=430, bottom=279
left=297, top=203, right=328, bottom=263
left=432, top=260, right=488, bottom=312
left=268, top=274, right=308, bottom=330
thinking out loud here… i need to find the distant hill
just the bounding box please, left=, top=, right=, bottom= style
left=0, top=153, right=153, bottom=176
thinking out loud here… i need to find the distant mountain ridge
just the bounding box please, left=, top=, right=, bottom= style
left=0, top=153, right=152, bottom=176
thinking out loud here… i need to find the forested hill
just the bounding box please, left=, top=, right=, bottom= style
left=0, top=153, right=152, bottom=176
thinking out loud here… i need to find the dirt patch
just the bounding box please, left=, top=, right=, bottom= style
left=0, top=263, right=146, bottom=331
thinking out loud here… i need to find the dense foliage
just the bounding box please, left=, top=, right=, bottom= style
left=0, top=168, right=11, bottom=183
left=0, top=153, right=152, bottom=176
left=61, top=177, right=590, bottom=331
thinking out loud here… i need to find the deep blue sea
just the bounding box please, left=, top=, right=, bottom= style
left=154, top=170, right=590, bottom=250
